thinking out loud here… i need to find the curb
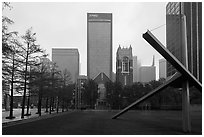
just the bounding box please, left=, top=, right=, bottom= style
left=2, top=111, right=75, bottom=128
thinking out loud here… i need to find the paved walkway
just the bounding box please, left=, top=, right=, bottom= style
left=2, top=109, right=202, bottom=135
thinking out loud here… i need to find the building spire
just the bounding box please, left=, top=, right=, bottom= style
left=152, top=55, right=155, bottom=66
left=117, top=44, right=121, bottom=52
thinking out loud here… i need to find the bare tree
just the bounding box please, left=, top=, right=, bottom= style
left=48, top=62, right=61, bottom=114
left=28, top=55, right=50, bottom=116
left=58, top=69, right=72, bottom=112
left=20, top=28, right=44, bottom=118
left=5, top=37, right=24, bottom=119
left=2, top=3, right=18, bottom=112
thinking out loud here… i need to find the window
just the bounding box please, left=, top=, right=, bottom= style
left=122, top=56, right=129, bottom=73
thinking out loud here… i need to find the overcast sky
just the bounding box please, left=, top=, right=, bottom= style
left=3, top=2, right=167, bottom=79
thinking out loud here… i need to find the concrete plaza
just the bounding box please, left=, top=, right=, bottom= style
left=2, top=108, right=202, bottom=135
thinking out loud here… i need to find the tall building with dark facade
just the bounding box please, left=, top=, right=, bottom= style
left=116, top=45, right=133, bottom=86
left=52, top=48, right=79, bottom=83
left=87, top=13, right=112, bottom=80
left=166, top=2, right=202, bottom=82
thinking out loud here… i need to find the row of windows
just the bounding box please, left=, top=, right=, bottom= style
left=166, top=2, right=180, bottom=15
left=167, top=2, right=179, bottom=10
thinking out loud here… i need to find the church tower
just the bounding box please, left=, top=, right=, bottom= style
left=116, top=45, right=133, bottom=86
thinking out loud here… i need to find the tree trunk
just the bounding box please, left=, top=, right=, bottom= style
left=56, top=96, right=59, bottom=113
left=7, top=54, right=15, bottom=119
left=51, top=97, right=54, bottom=111
left=45, top=97, right=48, bottom=112
left=25, top=92, right=31, bottom=116
left=37, top=85, right=42, bottom=116
left=62, top=99, right=64, bottom=112
left=49, top=97, right=52, bottom=114
left=21, top=42, right=29, bottom=119
left=38, top=95, right=42, bottom=116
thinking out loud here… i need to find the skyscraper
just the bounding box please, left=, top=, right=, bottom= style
left=52, top=48, right=79, bottom=83
left=139, top=56, right=156, bottom=83
left=166, top=2, right=202, bottom=82
left=87, top=13, right=112, bottom=80
left=159, top=58, right=167, bottom=79
left=116, top=45, right=133, bottom=86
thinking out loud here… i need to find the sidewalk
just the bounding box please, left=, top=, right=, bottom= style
left=2, top=108, right=69, bottom=126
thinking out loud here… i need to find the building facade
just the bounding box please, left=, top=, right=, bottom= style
left=159, top=58, right=167, bottom=79
left=139, top=56, right=156, bottom=83
left=116, top=45, right=133, bottom=86
left=52, top=48, right=79, bottom=83
left=133, top=56, right=141, bottom=83
left=87, top=13, right=112, bottom=80
left=166, top=2, right=202, bottom=82
left=94, top=72, right=111, bottom=109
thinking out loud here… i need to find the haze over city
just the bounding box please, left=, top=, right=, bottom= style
left=2, top=2, right=202, bottom=135
left=2, top=2, right=167, bottom=79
